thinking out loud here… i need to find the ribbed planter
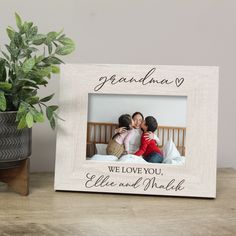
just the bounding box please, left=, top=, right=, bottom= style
left=0, top=111, right=32, bottom=169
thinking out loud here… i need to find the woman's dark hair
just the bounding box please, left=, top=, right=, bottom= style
left=145, top=116, right=158, bottom=132
left=132, top=112, right=144, bottom=120
left=112, top=114, right=132, bottom=139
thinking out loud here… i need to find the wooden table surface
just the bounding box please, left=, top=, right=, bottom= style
left=0, top=168, right=235, bottom=236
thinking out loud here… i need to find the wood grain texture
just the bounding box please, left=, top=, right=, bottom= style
left=0, top=169, right=235, bottom=236
left=0, top=159, right=29, bottom=196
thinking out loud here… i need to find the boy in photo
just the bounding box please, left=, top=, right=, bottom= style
left=135, top=116, right=163, bottom=163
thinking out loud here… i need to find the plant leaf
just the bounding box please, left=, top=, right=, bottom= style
left=40, top=93, right=54, bottom=102
left=26, top=112, right=34, bottom=128
left=46, top=106, right=54, bottom=121
left=48, top=42, right=52, bottom=54
left=55, top=45, right=75, bottom=55
left=16, top=102, right=27, bottom=122
left=33, top=111, right=44, bottom=122
left=22, top=58, right=35, bottom=73
left=35, top=66, right=52, bottom=77
left=35, top=55, right=44, bottom=64
left=58, top=37, right=75, bottom=46
left=46, top=106, right=58, bottom=129
left=0, top=91, right=6, bottom=111
left=0, top=82, right=12, bottom=90
left=32, top=34, right=47, bottom=45
left=17, top=116, right=27, bottom=129
left=25, top=96, right=39, bottom=105
left=43, top=56, right=64, bottom=65
left=46, top=31, right=59, bottom=44
left=51, top=65, right=60, bottom=74
left=15, top=12, right=22, bottom=29
left=6, top=27, right=15, bottom=40
left=1, top=51, right=10, bottom=61
left=0, top=59, right=7, bottom=82
left=18, top=78, right=37, bottom=84
left=27, top=26, right=38, bottom=40
left=48, top=105, right=58, bottom=111
left=29, top=107, right=44, bottom=122
left=22, top=22, right=29, bottom=33
left=49, top=116, right=56, bottom=129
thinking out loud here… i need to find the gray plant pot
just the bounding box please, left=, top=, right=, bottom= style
left=0, top=111, right=32, bottom=169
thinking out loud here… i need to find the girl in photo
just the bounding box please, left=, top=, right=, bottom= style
left=106, top=114, right=134, bottom=158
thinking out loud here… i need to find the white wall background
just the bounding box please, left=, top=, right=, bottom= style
left=1, top=0, right=236, bottom=170
left=88, top=94, right=187, bottom=127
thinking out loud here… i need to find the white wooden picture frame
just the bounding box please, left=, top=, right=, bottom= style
left=54, top=63, right=219, bottom=198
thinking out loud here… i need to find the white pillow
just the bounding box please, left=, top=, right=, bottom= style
left=90, top=154, right=118, bottom=161
left=118, top=154, right=148, bottom=163
left=162, top=139, right=181, bottom=159
left=162, top=139, right=186, bottom=165
left=164, top=156, right=186, bottom=165
left=95, top=143, right=108, bottom=155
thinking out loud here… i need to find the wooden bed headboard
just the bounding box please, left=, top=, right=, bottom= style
left=87, top=122, right=186, bottom=156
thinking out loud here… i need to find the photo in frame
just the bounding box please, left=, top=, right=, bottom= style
left=54, top=63, right=219, bottom=198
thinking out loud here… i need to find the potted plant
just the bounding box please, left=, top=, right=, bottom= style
left=0, top=13, right=75, bottom=168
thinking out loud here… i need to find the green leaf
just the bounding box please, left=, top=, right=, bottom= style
left=18, top=78, right=37, bottom=84
left=35, top=112, right=44, bottom=122
left=49, top=116, right=56, bottom=129
left=22, top=22, right=29, bottom=33
left=46, top=31, right=58, bottom=44
left=35, top=55, right=44, bottom=64
left=25, top=96, right=39, bottom=105
left=42, top=56, right=64, bottom=65
left=35, top=66, right=52, bottom=77
left=14, top=32, right=23, bottom=48
left=49, top=105, right=58, bottom=111
left=29, top=107, right=44, bottom=122
left=26, top=112, right=34, bottom=128
left=6, top=27, right=15, bottom=40
left=55, top=45, right=75, bottom=55
left=48, top=42, right=52, bottom=54
left=32, top=77, right=48, bottom=86
left=5, top=44, right=19, bottom=59
left=17, top=116, right=27, bottom=129
left=58, top=37, right=75, bottom=46
left=16, top=102, right=27, bottom=122
left=0, top=91, right=7, bottom=111
left=0, top=82, right=12, bottom=90
left=27, top=26, right=38, bottom=40
left=27, top=22, right=33, bottom=29
left=32, top=34, right=47, bottom=45
left=15, top=12, right=22, bottom=29
left=46, top=106, right=58, bottom=129
left=46, top=106, right=54, bottom=121
left=0, top=59, right=7, bottom=82
left=22, top=58, right=35, bottom=73
left=1, top=51, right=10, bottom=61
left=40, top=93, right=54, bottom=102
left=51, top=65, right=60, bottom=74
left=57, top=33, right=66, bottom=41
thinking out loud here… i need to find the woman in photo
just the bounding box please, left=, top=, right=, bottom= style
left=115, top=112, right=161, bottom=154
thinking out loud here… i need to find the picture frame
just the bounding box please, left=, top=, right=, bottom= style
left=54, top=63, right=219, bottom=198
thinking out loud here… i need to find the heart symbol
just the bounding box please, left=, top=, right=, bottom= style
left=175, top=78, right=184, bottom=87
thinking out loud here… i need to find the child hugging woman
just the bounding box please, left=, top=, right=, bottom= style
left=135, top=116, right=163, bottom=163
left=106, top=114, right=134, bottom=158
